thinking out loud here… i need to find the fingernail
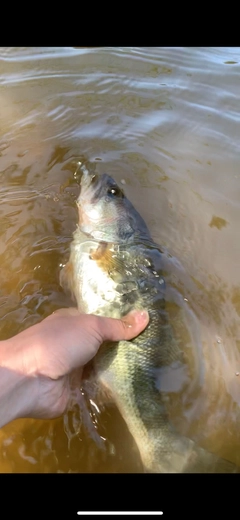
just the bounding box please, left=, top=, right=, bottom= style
left=136, top=310, right=149, bottom=323
left=124, top=309, right=149, bottom=327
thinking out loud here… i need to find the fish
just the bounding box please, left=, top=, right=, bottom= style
left=60, top=167, right=240, bottom=473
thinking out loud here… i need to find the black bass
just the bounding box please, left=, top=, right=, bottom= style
left=61, top=168, right=239, bottom=473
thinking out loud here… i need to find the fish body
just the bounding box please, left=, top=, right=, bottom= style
left=61, top=169, right=239, bottom=472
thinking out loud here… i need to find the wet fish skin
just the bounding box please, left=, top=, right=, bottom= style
left=61, top=169, right=239, bottom=473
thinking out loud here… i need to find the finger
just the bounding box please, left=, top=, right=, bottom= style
left=98, top=309, right=149, bottom=342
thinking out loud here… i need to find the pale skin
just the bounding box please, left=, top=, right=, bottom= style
left=0, top=307, right=149, bottom=429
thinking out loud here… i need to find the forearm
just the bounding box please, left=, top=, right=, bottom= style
left=0, top=338, right=38, bottom=428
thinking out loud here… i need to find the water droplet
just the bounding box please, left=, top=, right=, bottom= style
left=143, top=258, right=152, bottom=267
left=216, top=337, right=222, bottom=344
left=120, top=179, right=126, bottom=185
left=159, top=278, right=164, bottom=285
left=184, top=297, right=188, bottom=302
left=89, top=399, right=100, bottom=413
left=235, top=372, right=239, bottom=376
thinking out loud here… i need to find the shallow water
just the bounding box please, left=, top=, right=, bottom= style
left=0, top=47, right=239, bottom=472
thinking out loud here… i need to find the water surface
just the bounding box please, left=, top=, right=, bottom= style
left=0, top=47, right=239, bottom=472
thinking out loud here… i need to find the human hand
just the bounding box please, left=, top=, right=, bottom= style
left=0, top=308, right=149, bottom=426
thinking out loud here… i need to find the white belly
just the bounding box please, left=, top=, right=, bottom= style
left=72, top=241, right=121, bottom=317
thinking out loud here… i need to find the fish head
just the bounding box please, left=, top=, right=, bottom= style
left=77, top=169, right=151, bottom=243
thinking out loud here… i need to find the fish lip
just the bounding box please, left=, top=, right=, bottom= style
left=80, top=169, right=98, bottom=190
left=78, top=173, right=100, bottom=209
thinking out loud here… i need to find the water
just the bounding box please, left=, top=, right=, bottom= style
left=0, top=47, right=239, bottom=472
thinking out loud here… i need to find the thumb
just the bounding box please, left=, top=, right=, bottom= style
left=98, top=309, right=149, bottom=342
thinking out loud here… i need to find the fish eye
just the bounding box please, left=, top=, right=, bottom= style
left=107, top=186, right=123, bottom=197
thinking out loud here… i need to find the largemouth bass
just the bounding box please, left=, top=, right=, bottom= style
left=61, top=167, right=239, bottom=473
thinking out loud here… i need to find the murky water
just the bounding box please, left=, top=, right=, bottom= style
left=0, top=47, right=239, bottom=472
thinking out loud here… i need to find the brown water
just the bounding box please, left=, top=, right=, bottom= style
left=0, top=47, right=240, bottom=472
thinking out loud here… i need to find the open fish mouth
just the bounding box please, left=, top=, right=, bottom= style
left=78, top=163, right=105, bottom=197
left=78, top=170, right=107, bottom=207
left=77, top=167, right=102, bottom=225
left=80, top=167, right=97, bottom=189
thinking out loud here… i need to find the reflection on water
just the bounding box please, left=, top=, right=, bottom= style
left=0, top=47, right=240, bottom=472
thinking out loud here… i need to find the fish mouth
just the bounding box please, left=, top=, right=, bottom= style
left=77, top=168, right=101, bottom=207
left=80, top=167, right=99, bottom=190
left=77, top=170, right=103, bottom=230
